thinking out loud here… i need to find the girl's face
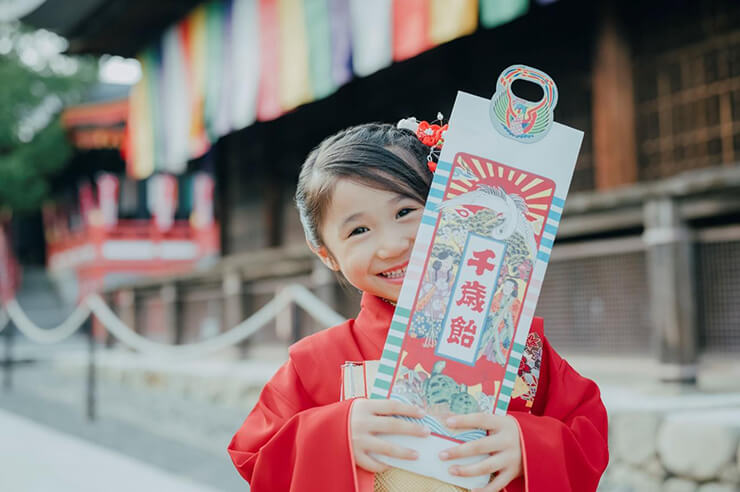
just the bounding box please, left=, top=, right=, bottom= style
left=314, top=179, right=423, bottom=302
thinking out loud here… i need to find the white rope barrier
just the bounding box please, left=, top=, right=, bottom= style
left=6, top=299, right=91, bottom=344
left=1, top=284, right=346, bottom=360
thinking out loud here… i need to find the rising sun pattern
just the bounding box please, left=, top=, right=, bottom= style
left=443, top=152, right=556, bottom=240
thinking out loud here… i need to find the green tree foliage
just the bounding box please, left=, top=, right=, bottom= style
left=0, top=22, right=96, bottom=212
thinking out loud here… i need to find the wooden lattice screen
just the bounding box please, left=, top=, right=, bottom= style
left=635, top=28, right=740, bottom=180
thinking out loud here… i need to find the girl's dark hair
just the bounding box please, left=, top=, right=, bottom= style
left=296, top=123, right=432, bottom=247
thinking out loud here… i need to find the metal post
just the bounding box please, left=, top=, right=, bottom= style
left=85, top=317, right=96, bottom=421
left=291, top=301, right=301, bottom=344
left=3, top=320, right=13, bottom=391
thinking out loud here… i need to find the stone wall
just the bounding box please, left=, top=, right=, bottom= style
left=599, top=410, right=740, bottom=492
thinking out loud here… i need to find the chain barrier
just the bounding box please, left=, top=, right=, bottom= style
left=1, top=284, right=345, bottom=360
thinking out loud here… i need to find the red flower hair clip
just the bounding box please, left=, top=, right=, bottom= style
left=397, top=113, right=448, bottom=173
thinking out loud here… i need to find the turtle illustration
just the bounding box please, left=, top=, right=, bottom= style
left=422, top=361, right=459, bottom=407
left=449, top=385, right=480, bottom=415
left=422, top=362, right=481, bottom=415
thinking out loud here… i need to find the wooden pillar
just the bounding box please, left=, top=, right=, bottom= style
left=592, top=4, right=638, bottom=190
left=160, top=283, right=180, bottom=344
left=222, top=270, right=244, bottom=332
left=114, top=289, right=136, bottom=347
left=643, top=198, right=698, bottom=382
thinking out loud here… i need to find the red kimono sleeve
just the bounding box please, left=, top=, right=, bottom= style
left=507, top=336, right=609, bottom=492
left=227, top=360, right=358, bottom=491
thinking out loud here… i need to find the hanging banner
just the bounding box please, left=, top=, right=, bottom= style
left=161, top=24, right=191, bottom=173
left=257, top=0, right=283, bottom=121
left=203, top=0, right=227, bottom=138
left=304, top=0, right=336, bottom=100
left=429, top=0, right=478, bottom=45
left=124, top=0, right=545, bottom=179
left=349, top=0, right=392, bottom=77
left=278, top=0, right=312, bottom=111
left=125, top=62, right=153, bottom=179
left=327, top=0, right=352, bottom=86
left=392, top=0, right=433, bottom=62
left=230, top=0, right=260, bottom=130
left=214, top=0, right=236, bottom=138
left=369, top=65, right=581, bottom=488
left=479, top=0, right=529, bottom=29
left=126, top=46, right=163, bottom=180
left=182, top=4, right=211, bottom=159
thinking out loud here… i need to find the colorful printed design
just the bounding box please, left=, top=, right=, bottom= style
left=435, top=233, right=506, bottom=366
left=511, top=332, right=543, bottom=408
left=370, top=152, right=557, bottom=442
left=489, top=64, right=558, bottom=144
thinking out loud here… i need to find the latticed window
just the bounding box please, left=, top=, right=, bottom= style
left=697, top=240, right=740, bottom=354
left=633, top=4, right=740, bottom=180
left=537, top=249, right=651, bottom=354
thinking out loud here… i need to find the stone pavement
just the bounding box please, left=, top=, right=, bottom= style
left=0, top=408, right=227, bottom=492
left=0, top=359, right=253, bottom=492
left=3, top=338, right=740, bottom=491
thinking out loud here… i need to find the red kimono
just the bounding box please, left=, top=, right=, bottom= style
left=228, top=293, right=609, bottom=491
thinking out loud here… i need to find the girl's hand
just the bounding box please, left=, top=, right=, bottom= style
left=350, top=398, right=430, bottom=473
left=439, top=414, right=523, bottom=492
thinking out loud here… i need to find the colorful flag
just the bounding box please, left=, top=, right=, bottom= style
left=126, top=47, right=162, bottom=179
left=161, top=24, right=191, bottom=173
left=429, top=0, right=478, bottom=45
left=182, top=4, right=211, bottom=159
left=392, top=0, right=433, bottom=62
left=479, top=0, right=529, bottom=28
left=278, top=0, right=312, bottom=111
left=213, top=0, right=235, bottom=138
left=304, top=0, right=336, bottom=100
left=257, top=0, right=283, bottom=121
left=327, top=0, right=352, bottom=86
left=203, top=0, right=227, bottom=139
left=349, top=0, right=392, bottom=77
left=229, top=0, right=260, bottom=130
left=125, top=60, right=153, bottom=179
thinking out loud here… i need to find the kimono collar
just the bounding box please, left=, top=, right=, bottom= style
left=353, top=293, right=396, bottom=354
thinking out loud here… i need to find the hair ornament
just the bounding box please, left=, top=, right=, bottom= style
left=396, top=112, right=448, bottom=173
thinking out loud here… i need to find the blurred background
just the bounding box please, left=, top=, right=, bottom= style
left=0, top=0, right=739, bottom=491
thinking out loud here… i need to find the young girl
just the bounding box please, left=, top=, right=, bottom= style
left=228, top=123, right=609, bottom=492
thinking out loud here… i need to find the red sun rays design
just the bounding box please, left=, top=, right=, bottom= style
left=442, top=153, right=555, bottom=238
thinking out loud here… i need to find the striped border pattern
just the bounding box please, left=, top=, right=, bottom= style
left=369, top=160, right=453, bottom=399
left=494, top=194, right=566, bottom=414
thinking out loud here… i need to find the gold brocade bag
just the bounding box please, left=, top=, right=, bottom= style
left=374, top=468, right=468, bottom=492
left=341, top=362, right=469, bottom=492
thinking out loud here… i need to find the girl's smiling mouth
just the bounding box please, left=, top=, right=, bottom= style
left=377, top=261, right=409, bottom=282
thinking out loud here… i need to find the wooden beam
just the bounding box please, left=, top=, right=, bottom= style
left=592, top=5, right=638, bottom=190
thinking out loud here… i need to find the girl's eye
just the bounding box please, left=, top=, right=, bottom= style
left=396, top=207, right=416, bottom=219
left=348, top=226, right=369, bottom=237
